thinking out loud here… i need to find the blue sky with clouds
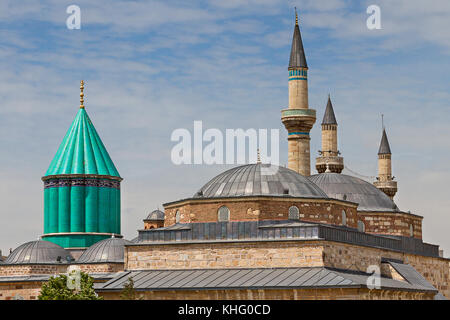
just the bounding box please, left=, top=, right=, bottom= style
left=0, top=0, right=449, bottom=256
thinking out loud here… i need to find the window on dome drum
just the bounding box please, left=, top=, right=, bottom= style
left=342, top=210, right=347, bottom=226
left=218, top=206, right=230, bottom=222
left=357, top=220, right=365, bottom=232
left=288, top=206, right=300, bottom=220
left=410, top=224, right=414, bottom=237
left=175, top=211, right=180, bottom=223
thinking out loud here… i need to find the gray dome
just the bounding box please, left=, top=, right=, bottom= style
left=77, top=237, right=132, bottom=263
left=194, top=164, right=328, bottom=199
left=4, top=240, right=73, bottom=265
left=145, top=209, right=164, bottom=221
left=309, top=173, right=399, bottom=212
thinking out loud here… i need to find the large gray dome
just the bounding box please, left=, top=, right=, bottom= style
left=309, top=173, right=399, bottom=212
left=77, top=237, right=132, bottom=263
left=194, top=164, right=328, bottom=199
left=4, top=240, right=73, bottom=265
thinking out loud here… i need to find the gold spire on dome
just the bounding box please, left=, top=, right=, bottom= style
left=80, top=80, right=85, bottom=109
left=257, top=148, right=261, bottom=164
left=295, top=7, right=298, bottom=26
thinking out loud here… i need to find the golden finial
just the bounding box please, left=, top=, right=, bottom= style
left=257, top=148, right=261, bottom=164
left=80, top=80, right=85, bottom=109
left=295, top=7, right=298, bottom=26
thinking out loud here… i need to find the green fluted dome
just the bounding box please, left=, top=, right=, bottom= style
left=45, top=108, right=120, bottom=177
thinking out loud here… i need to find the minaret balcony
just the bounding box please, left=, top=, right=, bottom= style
left=315, top=156, right=344, bottom=173
left=281, top=108, right=316, bottom=132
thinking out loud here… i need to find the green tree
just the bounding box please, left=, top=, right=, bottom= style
left=38, top=271, right=103, bottom=300
left=120, top=277, right=142, bottom=300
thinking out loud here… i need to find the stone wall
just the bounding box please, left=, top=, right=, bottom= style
left=126, top=239, right=450, bottom=298
left=99, top=287, right=435, bottom=300
left=0, top=263, right=123, bottom=276
left=0, top=282, right=42, bottom=300
left=164, top=197, right=358, bottom=228
left=359, top=211, right=422, bottom=239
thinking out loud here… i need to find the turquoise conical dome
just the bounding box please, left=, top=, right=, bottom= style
left=45, top=108, right=120, bottom=177
left=42, top=82, right=122, bottom=249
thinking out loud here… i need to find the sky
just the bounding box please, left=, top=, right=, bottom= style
left=0, top=0, right=449, bottom=257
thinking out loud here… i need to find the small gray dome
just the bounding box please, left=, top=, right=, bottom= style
left=4, top=240, right=73, bottom=265
left=77, top=237, right=132, bottom=263
left=145, top=209, right=165, bottom=221
left=309, top=173, right=399, bottom=212
left=194, top=164, right=328, bottom=199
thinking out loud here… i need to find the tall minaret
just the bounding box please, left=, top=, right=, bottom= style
left=373, top=127, right=398, bottom=199
left=316, top=95, right=344, bottom=173
left=281, top=9, right=316, bottom=176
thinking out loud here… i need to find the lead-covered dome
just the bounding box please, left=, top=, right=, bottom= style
left=4, top=240, right=73, bottom=264
left=145, top=209, right=164, bottom=221
left=77, top=237, right=132, bottom=263
left=194, top=164, right=328, bottom=199
left=309, top=173, right=399, bottom=212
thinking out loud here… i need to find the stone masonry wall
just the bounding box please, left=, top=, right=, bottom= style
left=99, top=287, right=435, bottom=300
left=164, top=198, right=358, bottom=228
left=359, top=212, right=422, bottom=239
left=126, top=240, right=449, bottom=298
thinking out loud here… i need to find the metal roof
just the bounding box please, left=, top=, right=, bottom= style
left=77, top=237, right=132, bottom=263
left=4, top=240, right=74, bottom=265
left=134, top=220, right=440, bottom=258
left=309, top=173, right=399, bottom=212
left=145, top=209, right=165, bottom=221
left=378, top=128, right=392, bottom=155
left=45, top=108, right=120, bottom=177
left=96, top=267, right=437, bottom=293
left=322, top=95, right=337, bottom=125
left=289, top=21, right=307, bottom=69
left=387, top=261, right=436, bottom=291
left=194, top=164, right=328, bottom=199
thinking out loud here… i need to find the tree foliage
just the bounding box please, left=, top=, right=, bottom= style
left=120, top=277, right=142, bottom=300
left=38, top=271, right=103, bottom=300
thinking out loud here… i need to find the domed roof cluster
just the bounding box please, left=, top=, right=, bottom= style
left=194, top=164, right=328, bottom=199
left=4, top=240, right=73, bottom=265
left=77, top=237, right=132, bottom=263
left=309, top=173, right=399, bottom=212
left=145, top=209, right=164, bottom=221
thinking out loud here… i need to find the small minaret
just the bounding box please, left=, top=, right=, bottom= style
left=374, top=125, right=398, bottom=199
left=316, top=95, right=344, bottom=173
left=281, top=8, right=316, bottom=176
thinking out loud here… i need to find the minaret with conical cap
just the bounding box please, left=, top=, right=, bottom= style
left=281, top=9, right=316, bottom=176
left=374, top=127, right=397, bottom=199
left=41, top=81, right=123, bottom=250
left=316, top=95, right=344, bottom=173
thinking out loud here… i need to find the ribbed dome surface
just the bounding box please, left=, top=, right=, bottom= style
left=4, top=240, right=73, bottom=264
left=309, top=173, right=399, bottom=212
left=194, top=164, right=328, bottom=199
left=145, top=209, right=165, bottom=221
left=77, top=238, right=131, bottom=263
left=45, top=108, right=120, bottom=177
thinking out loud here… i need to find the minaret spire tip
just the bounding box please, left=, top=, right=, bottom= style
left=80, top=80, right=85, bottom=109
left=295, top=7, right=298, bottom=26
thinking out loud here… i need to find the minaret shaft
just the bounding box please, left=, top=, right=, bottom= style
left=316, top=96, right=343, bottom=173
left=281, top=11, right=315, bottom=176
left=374, top=128, right=397, bottom=199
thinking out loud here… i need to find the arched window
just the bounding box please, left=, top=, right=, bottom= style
left=357, top=220, right=365, bottom=232
left=342, top=210, right=347, bottom=226
left=175, top=210, right=180, bottom=223
left=218, top=206, right=230, bottom=222
left=409, top=224, right=414, bottom=237
left=288, top=206, right=300, bottom=220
